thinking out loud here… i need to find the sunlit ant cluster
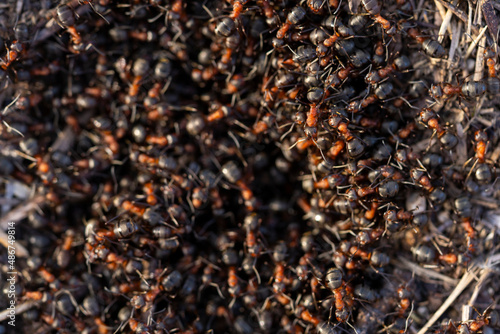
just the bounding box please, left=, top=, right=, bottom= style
left=0, top=0, right=499, bottom=333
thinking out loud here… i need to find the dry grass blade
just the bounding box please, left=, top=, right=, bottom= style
left=393, top=258, right=459, bottom=285
left=455, top=123, right=468, bottom=165
left=434, top=0, right=447, bottom=23
left=435, top=0, right=480, bottom=35
left=490, top=145, right=500, bottom=163
left=0, top=195, right=45, bottom=230
left=468, top=266, right=492, bottom=306
left=475, top=0, right=483, bottom=26
left=465, top=26, right=488, bottom=59
left=437, top=0, right=457, bottom=43
left=0, top=301, right=39, bottom=322
left=0, top=195, right=45, bottom=258
left=0, top=229, right=29, bottom=257
left=473, top=35, right=486, bottom=81
left=15, top=0, right=23, bottom=21
left=49, top=126, right=76, bottom=152
left=448, top=22, right=461, bottom=66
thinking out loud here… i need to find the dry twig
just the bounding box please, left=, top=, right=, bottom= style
left=437, top=0, right=457, bottom=43
left=416, top=263, right=481, bottom=334
left=0, top=301, right=39, bottom=322
left=393, top=258, right=459, bottom=285
left=435, top=0, right=481, bottom=35
left=473, top=35, right=486, bottom=81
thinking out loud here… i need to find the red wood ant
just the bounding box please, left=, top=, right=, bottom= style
left=361, top=0, right=395, bottom=34
left=407, top=27, right=446, bottom=58
left=276, top=6, right=306, bottom=39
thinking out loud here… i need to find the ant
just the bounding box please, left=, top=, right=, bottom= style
left=307, top=0, right=326, bottom=14
left=0, top=42, right=25, bottom=71
left=266, top=261, right=294, bottom=307
left=365, top=55, right=411, bottom=84
left=55, top=230, right=76, bottom=268
left=0, top=23, right=29, bottom=71
left=198, top=261, right=225, bottom=300
left=276, top=6, right=307, bottom=39
left=94, top=218, right=139, bottom=241
left=418, top=108, right=459, bottom=149
left=229, top=0, right=249, bottom=20
left=348, top=81, right=394, bottom=113
left=454, top=197, right=477, bottom=264
left=462, top=129, right=494, bottom=185
left=361, top=0, right=395, bottom=34
left=430, top=79, right=486, bottom=100
left=308, top=173, right=349, bottom=191
left=145, top=133, right=178, bottom=147
left=243, top=213, right=263, bottom=258
left=410, top=167, right=437, bottom=193
left=324, top=268, right=354, bottom=322
left=127, top=58, right=150, bottom=104
left=295, top=304, right=321, bottom=326
left=257, top=0, right=277, bottom=25
left=121, top=200, right=147, bottom=217
left=406, top=26, right=446, bottom=58
left=142, top=181, right=158, bottom=206
left=328, top=109, right=366, bottom=158
left=227, top=266, right=243, bottom=308
left=395, top=284, right=413, bottom=317
left=484, top=48, right=500, bottom=94
left=169, top=0, right=187, bottom=21
left=325, top=64, right=354, bottom=88
left=473, top=130, right=488, bottom=164
left=221, top=161, right=260, bottom=211
left=302, top=87, right=333, bottom=139
left=56, top=5, right=92, bottom=53
left=458, top=307, right=500, bottom=332
left=206, top=104, right=233, bottom=123
left=412, top=244, right=458, bottom=265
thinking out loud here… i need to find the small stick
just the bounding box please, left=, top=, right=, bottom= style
left=490, top=144, right=500, bottom=163
left=392, top=258, right=459, bottom=285
left=0, top=196, right=45, bottom=230
left=0, top=229, right=29, bottom=258
left=474, top=0, right=483, bottom=26
left=416, top=0, right=426, bottom=17
left=468, top=3, right=473, bottom=43
left=468, top=267, right=491, bottom=307
left=0, top=196, right=44, bottom=258
left=434, top=0, right=447, bottom=23
left=471, top=197, right=500, bottom=209
left=437, top=0, right=457, bottom=43
left=448, top=22, right=462, bottom=66
left=416, top=263, right=481, bottom=334
left=465, top=26, right=488, bottom=59
left=455, top=123, right=468, bottom=165
left=15, top=0, right=23, bottom=23
left=0, top=301, right=39, bottom=322
left=473, top=35, right=486, bottom=81
left=50, top=127, right=76, bottom=152
left=435, top=0, right=480, bottom=35
left=462, top=304, right=472, bottom=321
